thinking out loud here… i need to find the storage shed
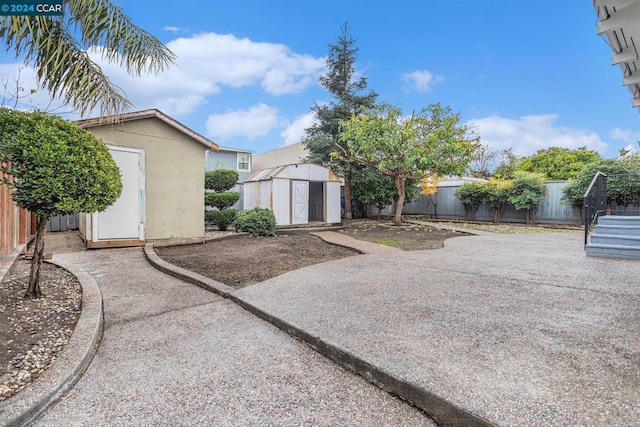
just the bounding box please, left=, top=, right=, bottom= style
left=244, top=164, right=341, bottom=226
left=75, top=109, right=218, bottom=248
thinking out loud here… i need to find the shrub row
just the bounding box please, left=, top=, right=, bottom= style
left=455, top=171, right=547, bottom=224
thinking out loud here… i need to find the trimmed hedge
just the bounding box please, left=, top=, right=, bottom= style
left=205, top=192, right=240, bottom=210
left=205, top=169, right=239, bottom=192
left=205, top=209, right=237, bottom=231
left=235, top=208, right=277, bottom=236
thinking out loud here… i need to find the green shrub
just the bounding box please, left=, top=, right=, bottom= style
left=508, top=171, right=547, bottom=224
left=479, top=179, right=511, bottom=223
left=454, top=182, right=484, bottom=220
left=205, top=209, right=237, bottom=231
left=205, top=169, right=239, bottom=192
left=235, top=208, right=277, bottom=236
left=204, top=192, right=240, bottom=210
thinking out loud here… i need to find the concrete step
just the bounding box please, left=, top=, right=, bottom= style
left=590, top=233, right=640, bottom=247
left=597, top=215, right=640, bottom=226
left=593, top=224, right=640, bottom=236
left=585, top=243, right=640, bottom=259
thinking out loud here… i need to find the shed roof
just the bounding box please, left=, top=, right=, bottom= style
left=75, top=109, right=219, bottom=151
left=245, top=163, right=341, bottom=183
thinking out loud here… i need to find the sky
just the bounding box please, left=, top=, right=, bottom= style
left=1, top=0, right=639, bottom=160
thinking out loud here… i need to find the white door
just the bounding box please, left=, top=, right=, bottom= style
left=292, top=180, right=309, bottom=225
left=94, top=146, right=145, bottom=241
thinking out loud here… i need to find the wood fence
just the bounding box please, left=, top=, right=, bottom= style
left=1, top=161, right=32, bottom=268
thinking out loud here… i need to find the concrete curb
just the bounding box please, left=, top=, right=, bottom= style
left=143, top=243, right=234, bottom=297
left=144, top=241, right=494, bottom=427
left=0, top=259, right=104, bottom=427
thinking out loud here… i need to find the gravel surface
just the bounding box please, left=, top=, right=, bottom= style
left=0, top=259, right=81, bottom=401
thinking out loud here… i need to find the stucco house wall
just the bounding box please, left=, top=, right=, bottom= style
left=76, top=109, right=218, bottom=246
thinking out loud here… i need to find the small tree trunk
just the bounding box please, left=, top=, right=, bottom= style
left=25, top=216, right=48, bottom=299
left=394, top=176, right=405, bottom=226
left=377, top=205, right=382, bottom=221
left=344, top=176, right=353, bottom=220
left=429, top=194, right=438, bottom=220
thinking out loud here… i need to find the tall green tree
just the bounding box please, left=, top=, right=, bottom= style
left=520, top=146, right=602, bottom=180
left=303, top=21, right=377, bottom=220
left=339, top=103, right=479, bottom=226
left=0, top=109, right=122, bottom=298
left=0, top=0, right=175, bottom=117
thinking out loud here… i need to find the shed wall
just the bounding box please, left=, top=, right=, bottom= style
left=85, top=117, right=207, bottom=240
left=272, top=179, right=290, bottom=225
left=326, top=182, right=342, bottom=224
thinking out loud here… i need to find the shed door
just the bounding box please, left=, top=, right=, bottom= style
left=292, top=180, right=309, bottom=224
left=94, top=146, right=145, bottom=241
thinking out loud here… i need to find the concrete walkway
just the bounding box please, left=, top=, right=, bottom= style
left=233, top=229, right=640, bottom=426
left=15, top=226, right=640, bottom=426
left=34, top=248, right=433, bottom=426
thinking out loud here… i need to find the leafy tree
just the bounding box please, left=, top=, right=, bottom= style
left=0, top=109, right=122, bottom=298
left=520, top=146, right=602, bottom=180
left=0, top=0, right=175, bottom=116
left=561, top=157, right=640, bottom=218
left=508, top=171, right=547, bottom=225
left=339, top=103, right=478, bottom=226
left=420, top=174, right=439, bottom=218
left=204, top=169, right=239, bottom=231
left=303, top=21, right=377, bottom=220
left=493, top=149, right=521, bottom=179
left=480, top=179, right=511, bottom=223
left=455, top=182, right=484, bottom=221
left=351, top=168, right=417, bottom=220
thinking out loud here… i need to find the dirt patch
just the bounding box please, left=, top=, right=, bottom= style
left=156, top=221, right=469, bottom=287
left=156, top=233, right=358, bottom=288
left=0, top=259, right=81, bottom=401
left=339, top=220, right=470, bottom=250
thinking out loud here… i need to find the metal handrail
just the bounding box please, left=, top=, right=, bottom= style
left=583, top=172, right=607, bottom=246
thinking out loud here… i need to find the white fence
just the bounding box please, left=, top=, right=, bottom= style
left=372, top=181, right=580, bottom=224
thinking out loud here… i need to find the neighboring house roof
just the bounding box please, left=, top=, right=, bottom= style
left=245, top=163, right=341, bottom=183
left=75, top=109, right=219, bottom=151
left=217, top=145, right=254, bottom=154
left=594, top=0, right=640, bottom=108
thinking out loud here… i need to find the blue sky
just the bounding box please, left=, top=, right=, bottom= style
left=2, top=0, right=639, bottom=159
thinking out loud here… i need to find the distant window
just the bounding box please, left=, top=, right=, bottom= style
left=237, top=153, right=250, bottom=171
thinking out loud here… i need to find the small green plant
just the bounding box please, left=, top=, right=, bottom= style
left=508, top=171, right=547, bottom=225
left=480, top=179, right=511, bottom=223
left=205, top=209, right=237, bottom=231
left=235, top=208, right=277, bottom=236
left=455, top=182, right=484, bottom=220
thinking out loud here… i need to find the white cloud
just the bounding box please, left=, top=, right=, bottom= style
left=465, top=114, right=608, bottom=156
left=206, top=103, right=280, bottom=140
left=88, top=32, right=325, bottom=116
left=163, top=26, right=188, bottom=33
left=401, top=70, right=444, bottom=93
left=280, top=112, right=317, bottom=146
left=610, top=127, right=640, bottom=145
